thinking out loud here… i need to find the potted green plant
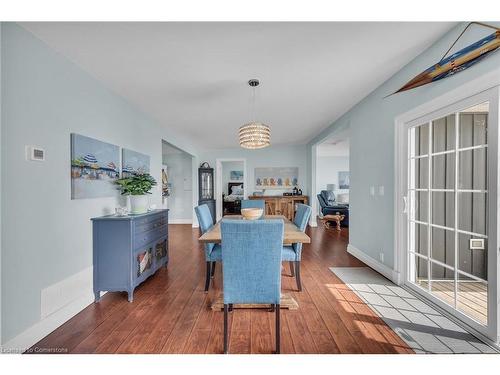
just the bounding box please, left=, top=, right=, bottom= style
left=115, top=173, right=157, bottom=214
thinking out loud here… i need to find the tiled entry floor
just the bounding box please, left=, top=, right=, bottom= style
left=330, top=267, right=497, bottom=354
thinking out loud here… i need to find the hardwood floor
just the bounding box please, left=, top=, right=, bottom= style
left=28, top=222, right=413, bottom=354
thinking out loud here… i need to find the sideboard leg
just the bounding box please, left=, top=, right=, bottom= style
left=127, top=290, right=134, bottom=303
left=94, top=291, right=101, bottom=303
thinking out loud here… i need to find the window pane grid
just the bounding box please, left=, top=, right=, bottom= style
left=457, top=269, right=487, bottom=283
left=409, top=216, right=488, bottom=238
left=408, top=154, right=429, bottom=160
left=407, top=103, right=489, bottom=325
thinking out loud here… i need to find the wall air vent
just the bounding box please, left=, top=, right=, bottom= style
left=26, top=146, right=45, bottom=161
left=469, top=238, right=485, bottom=250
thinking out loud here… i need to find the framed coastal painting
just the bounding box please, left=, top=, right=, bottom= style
left=122, top=148, right=150, bottom=178
left=255, top=167, right=298, bottom=189
left=338, top=171, right=350, bottom=189
left=70, top=133, right=120, bottom=199
left=230, top=170, right=244, bottom=181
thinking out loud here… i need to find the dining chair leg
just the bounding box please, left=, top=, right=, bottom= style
left=295, top=261, right=302, bottom=291
left=223, top=304, right=229, bottom=354
left=211, top=261, right=216, bottom=278
left=204, top=261, right=211, bottom=293
left=275, top=304, right=280, bottom=354
left=289, top=261, right=295, bottom=277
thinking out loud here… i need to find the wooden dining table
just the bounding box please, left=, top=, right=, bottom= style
left=198, top=214, right=311, bottom=245
left=198, top=215, right=311, bottom=310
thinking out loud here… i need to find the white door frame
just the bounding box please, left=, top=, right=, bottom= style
left=310, top=144, right=318, bottom=227
left=215, top=158, right=247, bottom=221
left=309, top=121, right=350, bottom=227
left=395, top=81, right=500, bottom=345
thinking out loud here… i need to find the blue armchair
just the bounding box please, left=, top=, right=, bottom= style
left=282, top=204, right=312, bottom=291
left=241, top=199, right=265, bottom=218
left=221, top=219, right=284, bottom=354
left=317, top=190, right=349, bottom=227
left=195, top=204, right=222, bottom=292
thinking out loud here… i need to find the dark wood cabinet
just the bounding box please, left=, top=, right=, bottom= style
left=198, top=166, right=215, bottom=223
left=223, top=198, right=241, bottom=215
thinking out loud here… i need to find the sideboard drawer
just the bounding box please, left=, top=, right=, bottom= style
left=134, top=212, right=164, bottom=226
left=134, top=214, right=167, bottom=234
left=133, top=226, right=167, bottom=249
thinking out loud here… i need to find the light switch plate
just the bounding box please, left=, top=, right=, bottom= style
left=379, top=186, right=385, bottom=196
left=370, top=186, right=375, bottom=196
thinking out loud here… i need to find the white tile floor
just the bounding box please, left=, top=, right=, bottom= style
left=330, top=267, right=497, bottom=354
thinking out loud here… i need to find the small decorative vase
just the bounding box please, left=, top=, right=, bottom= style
left=129, top=195, right=149, bottom=214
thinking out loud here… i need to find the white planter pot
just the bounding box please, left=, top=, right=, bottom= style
left=129, top=195, right=149, bottom=214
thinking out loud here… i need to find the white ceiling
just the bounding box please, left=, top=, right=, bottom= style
left=21, top=22, right=455, bottom=150
left=162, top=139, right=188, bottom=156
left=317, top=129, right=350, bottom=157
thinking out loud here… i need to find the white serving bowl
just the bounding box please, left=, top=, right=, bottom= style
left=241, top=208, right=263, bottom=220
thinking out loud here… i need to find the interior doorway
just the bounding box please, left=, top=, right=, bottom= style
left=313, top=130, right=350, bottom=233
left=215, top=158, right=247, bottom=221
left=162, top=140, right=194, bottom=224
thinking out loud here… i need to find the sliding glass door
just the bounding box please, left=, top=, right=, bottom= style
left=404, top=90, right=498, bottom=340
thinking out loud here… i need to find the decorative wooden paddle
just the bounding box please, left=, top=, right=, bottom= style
left=388, top=22, right=500, bottom=96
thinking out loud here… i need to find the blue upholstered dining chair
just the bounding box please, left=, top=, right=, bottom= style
left=241, top=199, right=265, bottom=218
left=283, top=204, right=312, bottom=291
left=220, top=219, right=284, bottom=354
left=194, top=204, right=221, bottom=292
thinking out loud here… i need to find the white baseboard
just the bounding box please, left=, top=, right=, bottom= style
left=2, top=266, right=100, bottom=353
left=41, top=267, right=92, bottom=319
left=347, top=244, right=400, bottom=284
left=2, top=291, right=95, bottom=353
left=169, top=219, right=192, bottom=224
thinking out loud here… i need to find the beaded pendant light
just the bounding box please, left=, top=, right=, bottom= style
left=239, top=79, right=271, bottom=149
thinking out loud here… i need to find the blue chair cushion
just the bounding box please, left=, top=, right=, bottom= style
left=207, top=244, right=222, bottom=261
left=282, top=245, right=298, bottom=261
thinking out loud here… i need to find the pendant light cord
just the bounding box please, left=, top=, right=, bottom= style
left=252, top=85, right=256, bottom=122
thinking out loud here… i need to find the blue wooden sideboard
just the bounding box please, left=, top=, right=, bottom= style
left=92, top=209, right=169, bottom=302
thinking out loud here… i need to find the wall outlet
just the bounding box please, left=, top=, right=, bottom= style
left=379, top=252, right=384, bottom=263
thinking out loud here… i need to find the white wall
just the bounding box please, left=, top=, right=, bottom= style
left=221, top=161, right=244, bottom=195
left=308, top=22, right=500, bottom=272
left=315, top=155, right=349, bottom=197
left=0, top=23, right=198, bottom=347
left=0, top=23, right=3, bottom=345
left=162, top=151, right=193, bottom=223
left=200, top=144, right=308, bottom=198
